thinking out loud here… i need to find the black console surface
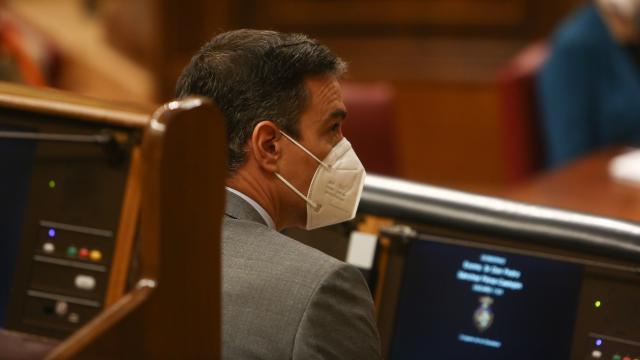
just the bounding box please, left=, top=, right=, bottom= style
left=0, top=109, right=136, bottom=338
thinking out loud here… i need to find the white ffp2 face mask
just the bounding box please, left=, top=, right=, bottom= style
left=275, top=131, right=366, bottom=230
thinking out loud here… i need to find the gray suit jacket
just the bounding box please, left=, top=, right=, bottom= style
left=223, top=190, right=382, bottom=359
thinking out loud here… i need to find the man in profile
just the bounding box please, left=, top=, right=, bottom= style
left=176, top=29, right=381, bottom=359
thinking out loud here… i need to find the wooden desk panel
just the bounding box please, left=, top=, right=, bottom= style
left=506, top=148, right=640, bottom=222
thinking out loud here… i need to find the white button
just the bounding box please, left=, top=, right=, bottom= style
left=68, top=313, right=79, bottom=323
left=591, top=350, right=602, bottom=358
left=42, top=242, right=55, bottom=254
left=55, top=301, right=68, bottom=316
left=74, top=275, right=96, bottom=290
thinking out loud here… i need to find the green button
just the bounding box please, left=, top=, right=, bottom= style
left=66, top=246, right=78, bottom=257
left=613, top=355, right=622, bottom=360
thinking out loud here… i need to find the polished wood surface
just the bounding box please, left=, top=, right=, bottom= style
left=0, top=82, right=152, bottom=128
left=506, top=147, right=640, bottom=222
left=46, top=97, right=225, bottom=359
left=104, top=147, right=142, bottom=307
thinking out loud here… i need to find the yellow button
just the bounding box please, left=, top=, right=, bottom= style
left=90, top=250, right=102, bottom=261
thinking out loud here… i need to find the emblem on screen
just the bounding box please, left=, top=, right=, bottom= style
left=473, top=296, right=494, bottom=332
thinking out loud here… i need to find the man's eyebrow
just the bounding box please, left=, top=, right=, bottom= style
left=326, top=109, right=347, bottom=121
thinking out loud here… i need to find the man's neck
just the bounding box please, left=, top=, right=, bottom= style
left=227, top=170, right=284, bottom=230
left=226, top=187, right=276, bottom=229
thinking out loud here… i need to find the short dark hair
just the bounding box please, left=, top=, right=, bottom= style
left=175, top=29, right=346, bottom=173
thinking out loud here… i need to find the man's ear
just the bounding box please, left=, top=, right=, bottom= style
left=249, top=120, right=281, bottom=173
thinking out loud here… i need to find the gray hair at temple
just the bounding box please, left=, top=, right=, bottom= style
left=175, top=29, right=347, bottom=174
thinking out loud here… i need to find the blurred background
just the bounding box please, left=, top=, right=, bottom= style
left=0, top=0, right=587, bottom=193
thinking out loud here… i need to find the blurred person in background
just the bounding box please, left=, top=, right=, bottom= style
left=538, top=0, right=640, bottom=168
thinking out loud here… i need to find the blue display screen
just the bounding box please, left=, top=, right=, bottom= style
left=0, top=128, right=36, bottom=327
left=390, top=237, right=583, bottom=360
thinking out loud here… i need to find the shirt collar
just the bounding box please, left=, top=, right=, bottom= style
left=225, top=187, right=276, bottom=230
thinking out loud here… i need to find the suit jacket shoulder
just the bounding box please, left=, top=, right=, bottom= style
left=222, top=191, right=381, bottom=359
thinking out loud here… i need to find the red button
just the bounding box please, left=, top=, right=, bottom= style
left=78, top=248, right=90, bottom=258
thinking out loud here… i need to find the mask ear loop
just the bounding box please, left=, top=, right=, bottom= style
left=279, top=131, right=331, bottom=170
left=274, top=173, right=321, bottom=210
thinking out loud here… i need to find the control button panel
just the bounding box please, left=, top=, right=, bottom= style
left=37, top=222, right=111, bottom=264
left=0, top=110, right=134, bottom=339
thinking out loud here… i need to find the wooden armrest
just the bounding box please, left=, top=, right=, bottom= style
left=45, top=282, right=154, bottom=360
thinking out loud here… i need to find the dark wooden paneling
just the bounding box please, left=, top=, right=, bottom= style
left=12, top=0, right=589, bottom=188
left=321, top=37, right=524, bottom=83
left=393, top=82, right=505, bottom=188
left=244, top=0, right=527, bottom=30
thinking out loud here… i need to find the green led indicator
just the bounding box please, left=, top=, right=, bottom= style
left=66, top=246, right=78, bottom=258
left=48, top=180, right=56, bottom=189
left=595, top=300, right=602, bottom=308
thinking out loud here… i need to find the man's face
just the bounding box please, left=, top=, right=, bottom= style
left=277, top=74, right=347, bottom=226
